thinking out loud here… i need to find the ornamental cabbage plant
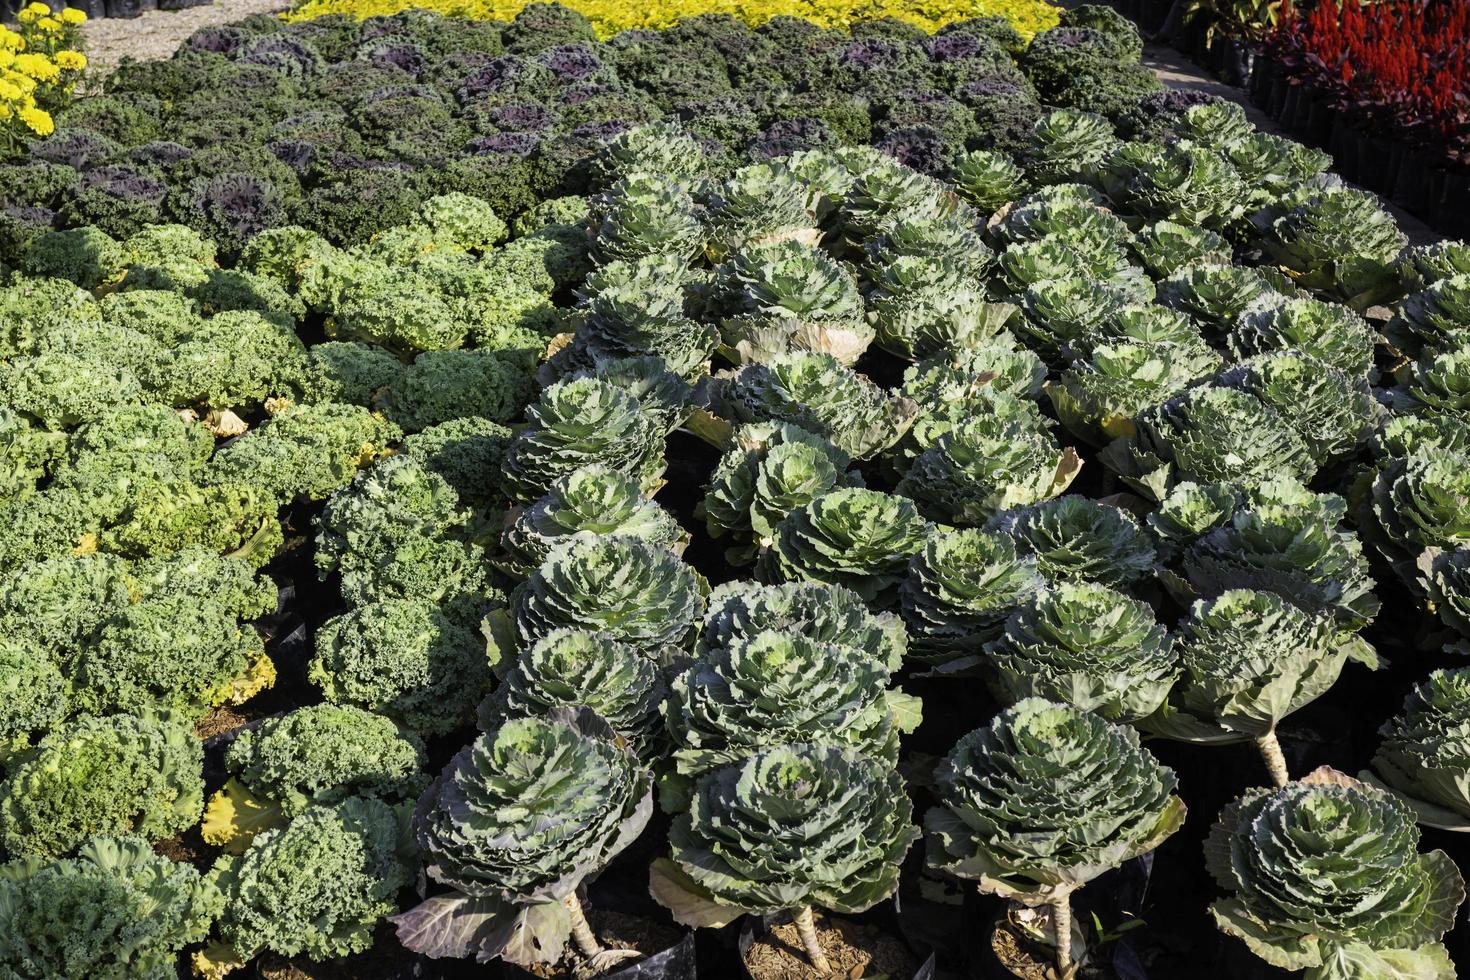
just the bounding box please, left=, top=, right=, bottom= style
left=900, top=528, right=1046, bottom=668
left=394, top=711, right=653, bottom=971
left=926, top=700, right=1185, bottom=978
left=1366, top=668, right=1470, bottom=830
left=512, top=534, right=705, bottom=661
left=1142, top=589, right=1374, bottom=787
left=661, top=628, right=919, bottom=810
left=1206, top=770, right=1464, bottom=979
left=651, top=745, right=918, bottom=974
left=991, top=580, right=1175, bottom=722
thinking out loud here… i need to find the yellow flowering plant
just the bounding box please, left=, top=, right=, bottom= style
left=286, top=0, right=1058, bottom=40
left=1, top=4, right=87, bottom=157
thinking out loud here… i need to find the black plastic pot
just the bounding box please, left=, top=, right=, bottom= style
left=158, top=0, right=211, bottom=10
left=1217, top=39, right=1257, bottom=87
left=1355, top=134, right=1395, bottom=194
left=102, top=0, right=142, bottom=17
left=1437, top=171, right=1470, bottom=237
left=1139, top=0, right=1173, bottom=33
left=1248, top=57, right=1277, bottom=109
left=1391, top=148, right=1435, bottom=214
left=1326, top=118, right=1359, bottom=182
left=67, top=0, right=106, bottom=18
left=1304, top=94, right=1336, bottom=149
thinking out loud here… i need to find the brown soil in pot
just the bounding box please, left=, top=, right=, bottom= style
left=254, top=925, right=424, bottom=980
left=523, top=908, right=685, bottom=979
left=742, top=910, right=918, bottom=980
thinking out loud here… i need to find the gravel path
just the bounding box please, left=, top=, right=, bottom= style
left=79, top=0, right=287, bottom=75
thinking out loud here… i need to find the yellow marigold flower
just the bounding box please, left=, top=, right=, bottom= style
left=0, top=28, right=24, bottom=51
left=19, top=105, right=53, bottom=136
left=53, top=49, right=85, bottom=70
left=37, top=16, right=62, bottom=30
left=60, top=6, right=87, bottom=22
left=13, top=53, right=59, bottom=83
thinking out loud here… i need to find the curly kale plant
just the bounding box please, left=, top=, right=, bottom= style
left=0, top=711, right=203, bottom=859
left=203, top=704, right=428, bottom=853
left=651, top=745, right=918, bottom=973
left=0, top=836, right=222, bottom=980
left=211, top=797, right=415, bottom=965
left=395, top=712, right=653, bottom=970
left=927, top=700, right=1184, bottom=977
left=1207, top=771, right=1464, bottom=978
left=311, top=598, right=491, bottom=737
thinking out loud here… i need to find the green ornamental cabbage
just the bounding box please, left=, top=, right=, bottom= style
left=590, top=174, right=704, bottom=265
left=1130, top=219, right=1231, bottom=278
left=661, top=629, right=918, bottom=809
left=897, top=417, right=1080, bottom=526
left=990, top=496, right=1156, bottom=588
left=477, top=628, right=665, bottom=759
left=758, top=487, right=929, bottom=607
left=1206, top=770, right=1464, bottom=979
left=1047, top=339, right=1219, bottom=447
left=707, top=352, right=918, bottom=460
left=651, top=745, right=918, bottom=974
left=1251, top=186, right=1408, bottom=309
left=899, top=528, right=1046, bottom=667
left=1367, top=668, right=1470, bottom=830
left=1393, top=343, right=1470, bottom=422
left=1390, top=274, right=1470, bottom=359
left=699, top=579, right=908, bottom=674
left=1142, top=589, right=1373, bottom=786
left=702, top=422, right=857, bottom=566
left=0, top=835, right=222, bottom=980
left=394, top=711, right=653, bottom=969
left=1230, top=296, right=1379, bottom=379
left=1423, top=547, right=1470, bottom=652
left=513, top=534, right=705, bottom=660
left=926, top=699, right=1184, bottom=978
left=501, top=377, right=667, bottom=504
left=1100, top=385, right=1314, bottom=503
left=991, top=581, right=1175, bottom=722
left=500, top=464, right=687, bottom=578
left=1219, top=352, right=1376, bottom=467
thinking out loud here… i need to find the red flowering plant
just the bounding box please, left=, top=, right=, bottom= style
left=1266, top=0, right=1470, bottom=167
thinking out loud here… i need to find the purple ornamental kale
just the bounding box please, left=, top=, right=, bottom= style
left=464, top=132, right=540, bottom=158
left=30, top=130, right=121, bottom=171
left=838, top=38, right=902, bottom=70
left=875, top=125, right=952, bottom=176
left=1136, top=88, right=1222, bottom=115
left=193, top=173, right=285, bottom=247
left=238, top=35, right=323, bottom=77
left=746, top=117, right=833, bottom=161
left=80, top=165, right=168, bottom=203
left=457, top=56, right=534, bottom=104
left=926, top=32, right=989, bottom=62
left=537, top=44, right=605, bottom=83
left=183, top=25, right=248, bottom=56
left=487, top=102, right=557, bottom=133
left=269, top=139, right=316, bottom=173
left=129, top=141, right=194, bottom=168
left=560, top=83, right=616, bottom=107
left=3, top=205, right=56, bottom=229
left=957, top=76, right=1025, bottom=102
left=360, top=43, right=427, bottom=79
left=569, top=119, right=631, bottom=143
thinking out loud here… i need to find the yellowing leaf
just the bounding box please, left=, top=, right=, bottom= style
left=201, top=778, right=285, bottom=854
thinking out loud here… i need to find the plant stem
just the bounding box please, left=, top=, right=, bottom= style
left=793, top=905, right=832, bottom=974
left=1052, top=896, right=1073, bottom=979
left=565, top=892, right=601, bottom=959
left=1255, top=731, right=1290, bottom=788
